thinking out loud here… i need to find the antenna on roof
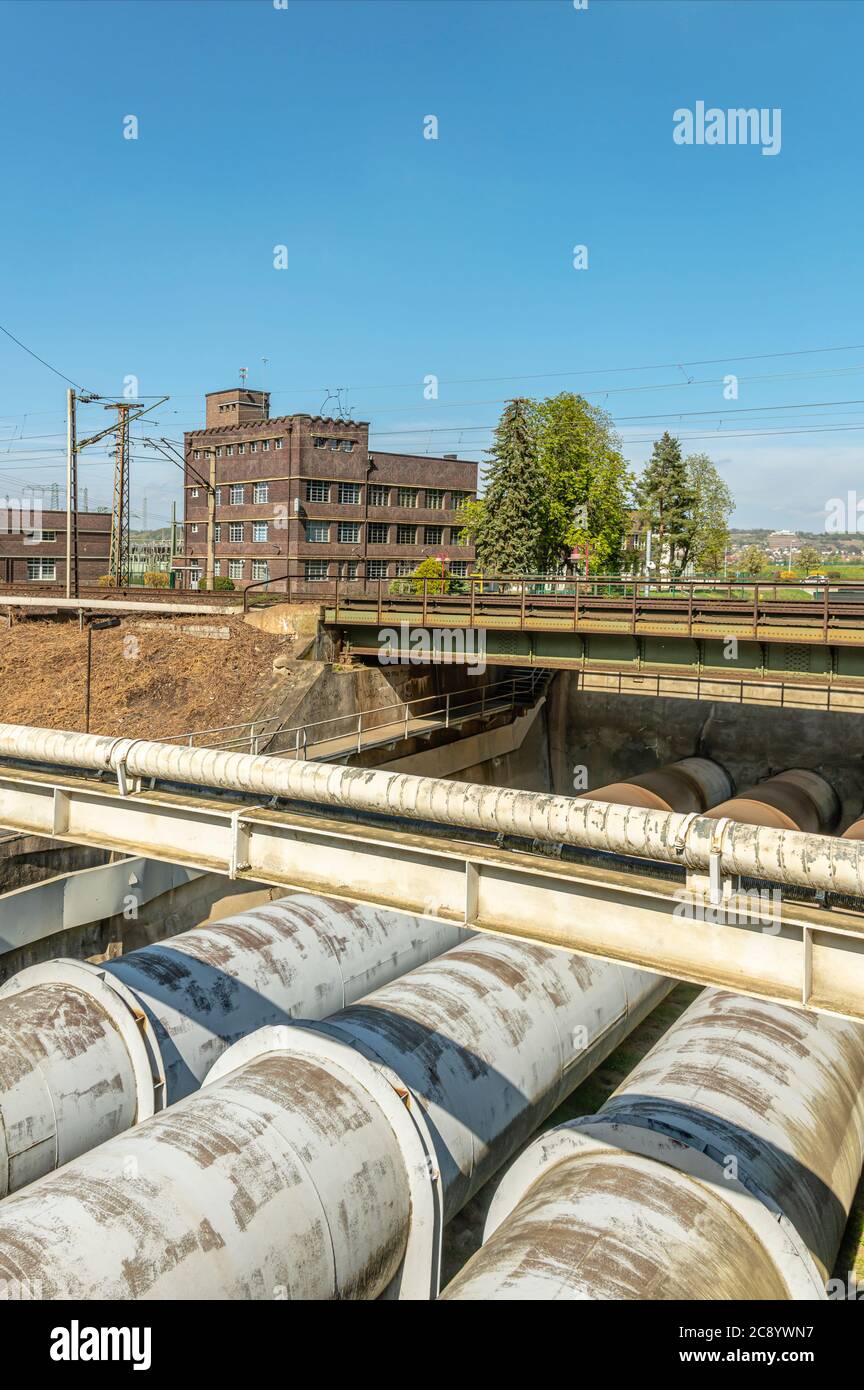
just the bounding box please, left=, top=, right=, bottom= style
left=239, top=366, right=248, bottom=388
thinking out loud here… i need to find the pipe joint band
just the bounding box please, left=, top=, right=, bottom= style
left=207, top=1020, right=444, bottom=1300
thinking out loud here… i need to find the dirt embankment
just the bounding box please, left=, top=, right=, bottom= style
left=0, top=615, right=294, bottom=738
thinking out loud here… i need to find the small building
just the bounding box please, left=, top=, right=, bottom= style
left=0, top=507, right=111, bottom=586
left=177, top=388, right=478, bottom=597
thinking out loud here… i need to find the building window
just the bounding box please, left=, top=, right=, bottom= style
left=451, top=491, right=470, bottom=511
left=306, top=521, right=329, bottom=543
left=424, top=526, right=443, bottom=545
left=226, top=445, right=234, bottom=457
left=425, top=489, right=444, bottom=510
left=215, top=487, right=222, bottom=506
left=313, top=436, right=327, bottom=449
left=306, top=480, right=329, bottom=503
left=193, top=451, right=201, bottom=461
left=214, top=524, right=221, bottom=542
left=450, top=561, right=468, bottom=577
left=396, top=524, right=416, bottom=545
left=191, top=524, right=199, bottom=535
left=368, top=484, right=389, bottom=507
left=27, top=558, right=56, bottom=581
left=329, top=438, right=340, bottom=451
left=305, top=560, right=329, bottom=581
left=228, top=560, right=244, bottom=580
left=451, top=527, right=467, bottom=546
left=229, top=523, right=244, bottom=542
left=252, top=560, right=270, bottom=582
left=191, top=487, right=199, bottom=498
left=367, top=560, right=388, bottom=580
left=230, top=485, right=244, bottom=505
left=338, top=522, right=360, bottom=544
left=237, top=443, right=245, bottom=455
left=338, top=482, right=361, bottom=505
left=216, top=448, right=223, bottom=458
left=341, top=560, right=358, bottom=580
left=253, top=482, right=269, bottom=503
left=274, top=438, right=284, bottom=450
left=213, top=561, right=221, bottom=577
left=398, top=488, right=418, bottom=508
left=249, top=441, right=257, bottom=453
left=261, top=439, right=270, bottom=451
left=368, top=522, right=388, bottom=544
left=33, top=529, right=57, bottom=542
left=340, top=440, right=355, bottom=453
left=190, top=569, right=201, bottom=586
left=395, top=560, right=413, bottom=577
left=252, top=521, right=268, bottom=542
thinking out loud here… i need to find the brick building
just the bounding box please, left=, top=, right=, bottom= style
left=0, top=508, right=111, bottom=586
left=177, top=388, right=478, bottom=597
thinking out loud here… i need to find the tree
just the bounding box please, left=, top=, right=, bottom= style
left=636, top=433, right=695, bottom=576
left=531, top=393, right=632, bottom=573
left=797, top=545, right=822, bottom=574
left=740, top=546, right=766, bottom=577
left=468, top=398, right=549, bottom=574
left=684, top=453, right=733, bottom=575
left=410, top=556, right=449, bottom=595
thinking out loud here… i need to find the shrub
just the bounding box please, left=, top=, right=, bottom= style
left=198, top=575, right=236, bottom=592
left=96, top=574, right=115, bottom=588
left=143, top=570, right=169, bottom=588
left=410, top=557, right=450, bottom=596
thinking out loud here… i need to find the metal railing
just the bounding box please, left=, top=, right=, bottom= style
left=328, top=573, right=864, bottom=643
left=166, top=669, right=548, bottom=760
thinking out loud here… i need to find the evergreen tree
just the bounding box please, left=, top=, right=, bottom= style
left=468, top=398, right=549, bottom=574
left=636, top=432, right=696, bottom=575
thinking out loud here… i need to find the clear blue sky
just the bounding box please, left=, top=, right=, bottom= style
left=0, top=0, right=861, bottom=528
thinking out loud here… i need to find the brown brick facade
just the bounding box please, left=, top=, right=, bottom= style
left=178, top=390, right=477, bottom=598
left=0, top=508, right=111, bottom=586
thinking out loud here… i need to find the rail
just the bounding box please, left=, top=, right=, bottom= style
left=165, top=668, right=548, bottom=758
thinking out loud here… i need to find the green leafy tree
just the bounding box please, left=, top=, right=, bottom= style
left=740, top=546, right=767, bottom=577
left=531, top=393, right=632, bottom=573
left=797, top=545, right=822, bottom=574
left=636, top=433, right=695, bottom=576
left=411, top=556, right=449, bottom=595
left=468, top=399, right=549, bottom=573
left=684, top=453, right=733, bottom=576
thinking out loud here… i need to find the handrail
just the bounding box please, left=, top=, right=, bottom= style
left=166, top=669, right=547, bottom=757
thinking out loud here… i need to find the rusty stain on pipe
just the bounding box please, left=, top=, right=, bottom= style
left=442, top=988, right=864, bottom=1301
left=0, top=894, right=467, bottom=1198
left=0, top=935, right=672, bottom=1299
left=586, top=757, right=732, bottom=815
left=705, top=769, right=840, bottom=834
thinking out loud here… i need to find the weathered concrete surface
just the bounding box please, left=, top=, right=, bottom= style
left=0, top=834, right=110, bottom=895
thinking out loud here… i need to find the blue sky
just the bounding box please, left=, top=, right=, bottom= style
left=0, top=0, right=861, bottom=528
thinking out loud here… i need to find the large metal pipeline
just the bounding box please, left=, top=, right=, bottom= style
left=2, top=723, right=864, bottom=898
left=704, top=768, right=839, bottom=833
left=441, top=987, right=864, bottom=1300
left=586, top=757, right=731, bottom=814
left=0, top=934, right=672, bottom=1299
left=0, top=894, right=466, bottom=1198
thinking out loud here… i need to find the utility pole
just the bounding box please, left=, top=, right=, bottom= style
left=109, top=403, right=132, bottom=586
left=65, top=389, right=78, bottom=597
left=206, top=448, right=216, bottom=589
